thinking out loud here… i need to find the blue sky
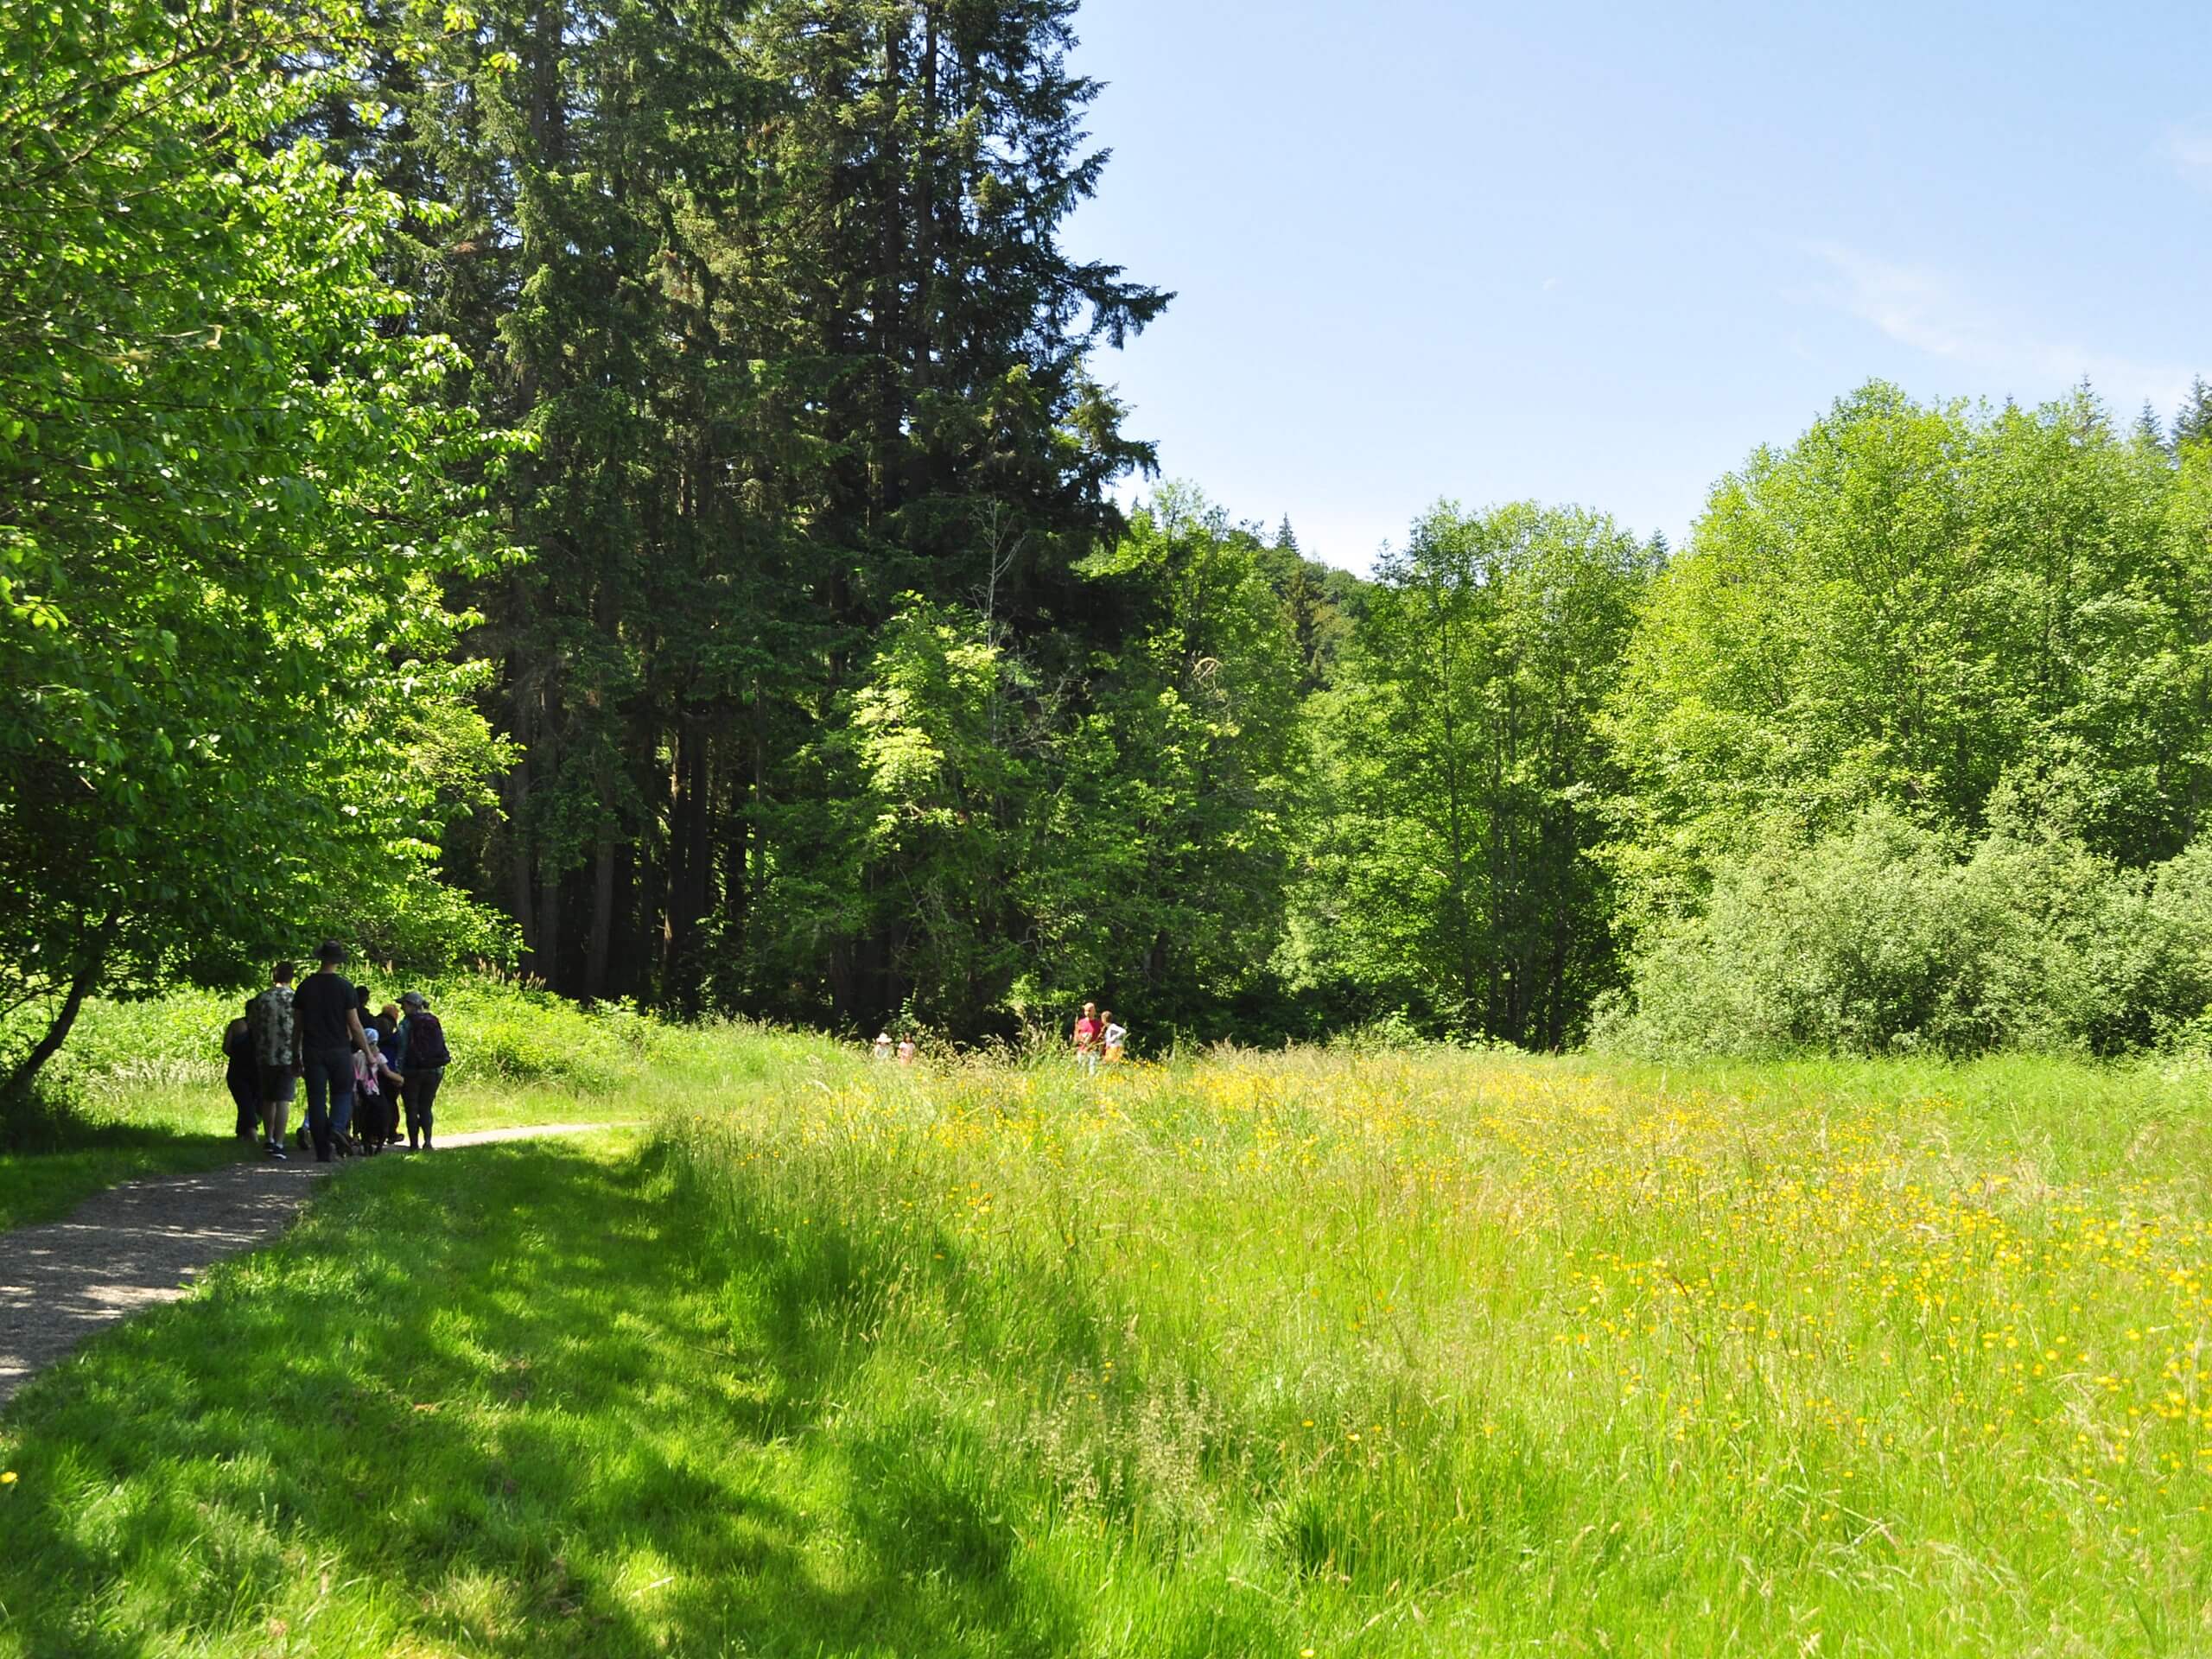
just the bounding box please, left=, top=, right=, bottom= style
left=1061, top=1, right=2212, bottom=569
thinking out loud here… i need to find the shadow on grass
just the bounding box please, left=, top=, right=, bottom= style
left=0, top=1137, right=1084, bottom=1657
left=0, top=1107, right=249, bottom=1233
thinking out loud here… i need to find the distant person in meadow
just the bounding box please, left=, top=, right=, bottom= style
left=246, top=960, right=299, bottom=1160
left=874, top=1032, right=893, bottom=1061
left=1102, top=1013, right=1127, bottom=1064
left=397, top=990, right=450, bottom=1151
left=897, top=1035, right=918, bottom=1066
left=222, top=1000, right=260, bottom=1141
left=292, top=940, right=379, bottom=1162
left=1074, top=1002, right=1103, bottom=1072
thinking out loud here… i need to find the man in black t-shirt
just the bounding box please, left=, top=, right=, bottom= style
left=293, top=939, right=379, bottom=1162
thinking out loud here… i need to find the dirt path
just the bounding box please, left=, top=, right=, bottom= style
left=0, top=1123, right=626, bottom=1408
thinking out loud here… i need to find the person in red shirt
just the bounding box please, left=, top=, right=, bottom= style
left=1073, top=1002, right=1103, bottom=1073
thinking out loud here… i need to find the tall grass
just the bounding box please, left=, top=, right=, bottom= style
left=662, top=1044, right=2212, bottom=1654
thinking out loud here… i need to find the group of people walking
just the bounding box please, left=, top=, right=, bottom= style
left=220, top=941, right=451, bottom=1163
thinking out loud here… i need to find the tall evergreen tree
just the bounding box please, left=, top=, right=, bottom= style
left=2178, top=377, right=2212, bottom=453
left=315, top=0, right=1168, bottom=1028
left=2135, top=399, right=2172, bottom=456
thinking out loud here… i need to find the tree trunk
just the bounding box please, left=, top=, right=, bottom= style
left=541, top=866, right=565, bottom=992
left=913, top=5, right=939, bottom=388
left=658, top=718, right=715, bottom=1008
left=2, top=956, right=99, bottom=1106
left=505, top=664, right=539, bottom=973
left=584, top=825, right=616, bottom=1001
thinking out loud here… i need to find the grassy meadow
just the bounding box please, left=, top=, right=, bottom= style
left=5, top=1033, right=2212, bottom=1653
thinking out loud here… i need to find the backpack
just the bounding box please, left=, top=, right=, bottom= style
left=406, top=1013, right=452, bottom=1070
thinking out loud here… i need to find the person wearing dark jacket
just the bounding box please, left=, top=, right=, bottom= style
left=397, top=990, right=450, bottom=1151
left=222, top=1001, right=260, bottom=1141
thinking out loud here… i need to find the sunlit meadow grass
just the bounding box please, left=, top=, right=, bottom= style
left=7, top=1033, right=2212, bottom=1655
left=664, top=1045, right=2212, bottom=1654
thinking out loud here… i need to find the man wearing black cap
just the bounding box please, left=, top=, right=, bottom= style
left=291, top=939, right=379, bottom=1162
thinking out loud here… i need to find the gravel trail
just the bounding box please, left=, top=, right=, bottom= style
left=0, top=1123, right=623, bottom=1408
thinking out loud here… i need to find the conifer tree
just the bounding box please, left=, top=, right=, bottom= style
left=310, top=0, right=1168, bottom=1026
left=2135, top=400, right=2171, bottom=455
left=2177, top=377, right=2212, bottom=452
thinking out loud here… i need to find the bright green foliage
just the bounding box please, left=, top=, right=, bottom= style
left=1293, top=504, right=1652, bottom=1044
left=1606, top=383, right=2212, bottom=937
left=844, top=600, right=1025, bottom=1033
left=12, top=4, right=2212, bottom=1069
left=1030, top=488, right=1308, bottom=1026
left=0, top=0, right=512, bottom=1095
left=743, top=488, right=1310, bottom=1039
left=1599, top=804, right=2212, bottom=1058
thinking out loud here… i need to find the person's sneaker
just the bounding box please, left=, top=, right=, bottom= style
left=268, top=1145, right=288, bottom=1160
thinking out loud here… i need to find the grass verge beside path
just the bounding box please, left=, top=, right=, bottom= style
left=0, top=1129, right=1071, bottom=1658
left=0, top=1084, right=648, bottom=1234
left=0, top=1130, right=252, bottom=1237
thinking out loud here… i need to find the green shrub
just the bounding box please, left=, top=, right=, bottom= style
left=1597, top=806, right=2212, bottom=1058
left=419, top=977, right=658, bottom=1092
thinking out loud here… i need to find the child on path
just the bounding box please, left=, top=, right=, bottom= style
left=351, top=1030, right=405, bottom=1154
